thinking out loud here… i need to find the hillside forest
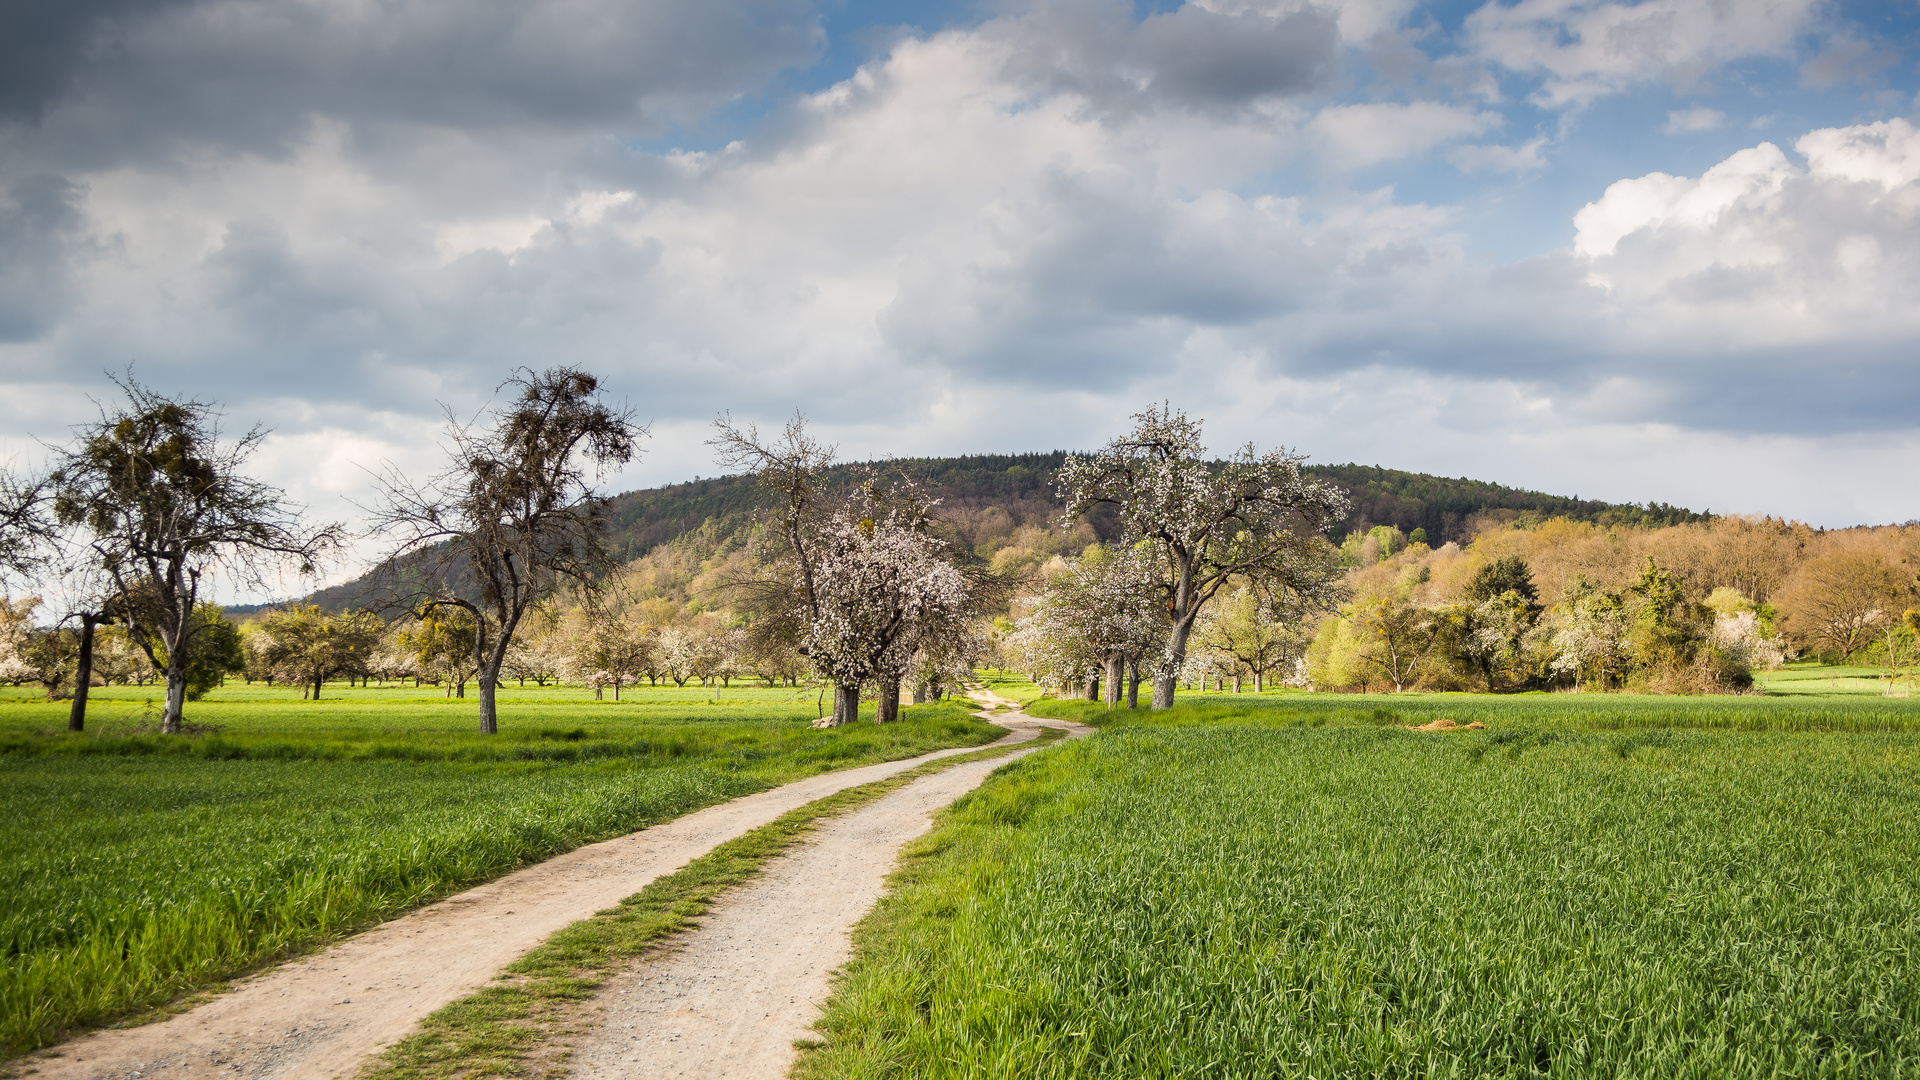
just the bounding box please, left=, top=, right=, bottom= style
left=5, top=483, right=1910, bottom=706
left=1, top=394, right=1911, bottom=707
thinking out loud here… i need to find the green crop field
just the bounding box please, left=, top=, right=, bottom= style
left=804, top=706, right=1920, bottom=1079
left=0, top=682, right=1000, bottom=1056
left=1024, top=678, right=1920, bottom=734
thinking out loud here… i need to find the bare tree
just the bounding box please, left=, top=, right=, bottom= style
left=1773, top=545, right=1910, bottom=660
left=709, top=413, right=850, bottom=714
left=1057, top=404, right=1348, bottom=708
left=0, top=464, right=53, bottom=585
left=49, top=376, right=342, bottom=733
left=369, top=367, right=643, bottom=734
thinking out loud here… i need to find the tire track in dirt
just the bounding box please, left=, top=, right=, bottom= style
left=562, top=696, right=1086, bottom=1080
left=20, top=712, right=1057, bottom=1080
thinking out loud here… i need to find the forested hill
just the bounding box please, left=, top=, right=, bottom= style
left=601, top=454, right=1706, bottom=561
left=292, top=454, right=1703, bottom=612
left=1315, top=464, right=1709, bottom=544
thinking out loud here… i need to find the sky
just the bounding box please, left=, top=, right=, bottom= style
left=3, top=0, right=1920, bottom=594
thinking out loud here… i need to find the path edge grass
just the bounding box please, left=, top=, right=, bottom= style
left=357, top=724, right=1070, bottom=1080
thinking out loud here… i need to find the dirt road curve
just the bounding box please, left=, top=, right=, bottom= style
left=23, top=703, right=1066, bottom=1080
left=566, top=740, right=1061, bottom=1079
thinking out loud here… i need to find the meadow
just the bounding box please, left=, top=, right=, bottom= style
left=802, top=685, right=1920, bottom=1079
left=1017, top=667, right=1920, bottom=734
left=0, top=681, right=1000, bottom=1056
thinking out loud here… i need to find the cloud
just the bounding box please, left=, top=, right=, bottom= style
left=994, top=0, right=1342, bottom=116
left=2, top=0, right=826, bottom=166
left=0, top=175, right=87, bottom=341
left=1562, top=120, right=1920, bottom=423
left=2, top=0, right=1920, bottom=553
left=1447, top=137, right=1550, bottom=174
left=1800, top=35, right=1901, bottom=89
left=1309, top=101, right=1501, bottom=168
left=1663, top=106, right=1724, bottom=133
left=1463, top=0, right=1820, bottom=107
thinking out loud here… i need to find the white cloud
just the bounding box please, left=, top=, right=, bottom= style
left=1464, top=0, right=1820, bottom=107
left=4, top=1, right=1920, bottom=550
left=1568, top=120, right=1920, bottom=373
left=1309, top=101, right=1501, bottom=168
left=1663, top=106, right=1724, bottom=133
left=1447, top=137, right=1550, bottom=174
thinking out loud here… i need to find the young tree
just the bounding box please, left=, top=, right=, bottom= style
left=401, top=607, right=480, bottom=696
left=1351, top=594, right=1436, bottom=693
left=1057, top=404, right=1348, bottom=708
left=256, top=605, right=383, bottom=699
left=370, top=367, right=643, bottom=734
left=1192, top=584, right=1309, bottom=693
left=49, top=377, right=342, bottom=733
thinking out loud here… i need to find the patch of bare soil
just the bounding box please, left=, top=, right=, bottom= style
left=563, top=705, right=1089, bottom=1080
left=18, top=720, right=1050, bottom=1080
left=1410, top=718, right=1486, bottom=732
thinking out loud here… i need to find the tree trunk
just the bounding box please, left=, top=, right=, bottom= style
left=69, top=614, right=100, bottom=733
left=876, top=675, right=901, bottom=723
left=1156, top=617, right=1196, bottom=710
left=313, top=672, right=324, bottom=700
left=478, top=672, right=498, bottom=735
left=1232, top=674, right=1242, bottom=693
left=612, top=679, right=621, bottom=701
left=816, top=682, right=859, bottom=727
left=1084, top=676, right=1100, bottom=701
left=163, top=667, right=186, bottom=734
left=1104, top=655, right=1123, bottom=707
left=1256, top=670, right=1265, bottom=692
left=1152, top=675, right=1175, bottom=709
left=912, top=681, right=927, bottom=704
left=1128, top=672, right=1141, bottom=709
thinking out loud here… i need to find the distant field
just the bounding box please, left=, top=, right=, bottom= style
left=973, top=669, right=1047, bottom=705
left=1755, top=662, right=1916, bottom=696
left=804, top=718, right=1920, bottom=1078
left=0, top=684, right=1000, bottom=1056
left=1023, top=667, right=1920, bottom=733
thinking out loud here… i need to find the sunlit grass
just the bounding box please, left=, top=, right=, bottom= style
left=0, top=692, right=1000, bottom=1056
left=1025, top=684, right=1920, bottom=733
left=803, top=718, right=1920, bottom=1078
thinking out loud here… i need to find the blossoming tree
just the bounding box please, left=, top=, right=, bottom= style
left=1057, top=404, right=1348, bottom=708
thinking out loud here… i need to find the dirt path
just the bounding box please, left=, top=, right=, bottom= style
left=22, top=712, right=1060, bottom=1080
left=564, top=695, right=1084, bottom=1080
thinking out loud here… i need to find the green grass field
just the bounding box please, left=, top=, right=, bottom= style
left=0, top=682, right=1001, bottom=1056
left=802, top=716, right=1920, bottom=1079
left=1024, top=676, right=1920, bottom=734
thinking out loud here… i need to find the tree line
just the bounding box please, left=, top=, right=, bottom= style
left=8, top=372, right=1903, bottom=729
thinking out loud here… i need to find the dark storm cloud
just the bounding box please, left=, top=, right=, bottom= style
left=4, top=0, right=824, bottom=162
left=0, top=174, right=86, bottom=341
left=997, top=0, right=1341, bottom=116
left=0, top=0, right=201, bottom=119
left=1134, top=5, right=1340, bottom=108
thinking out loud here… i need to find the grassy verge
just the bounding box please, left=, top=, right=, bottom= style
left=360, top=726, right=1071, bottom=1080
left=0, top=703, right=998, bottom=1058
left=1023, top=689, right=1920, bottom=732
left=799, top=720, right=1920, bottom=1078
